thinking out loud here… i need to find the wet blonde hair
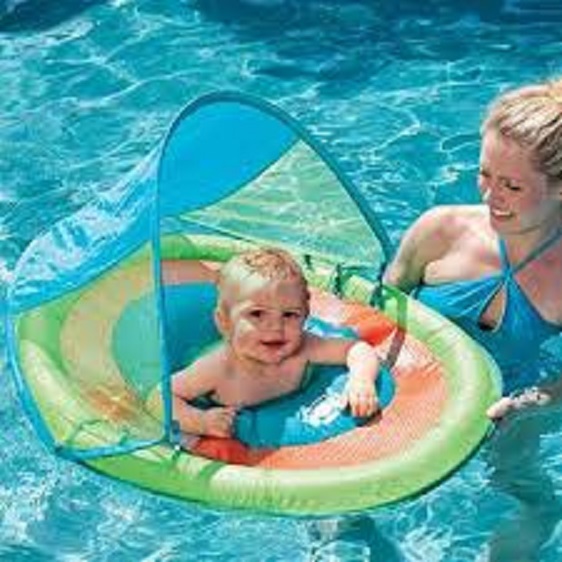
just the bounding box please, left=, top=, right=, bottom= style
left=217, top=247, right=309, bottom=309
left=482, top=78, right=562, bottom=185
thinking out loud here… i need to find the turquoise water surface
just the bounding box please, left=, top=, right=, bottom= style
left=2, top=1, right=562, bottom=560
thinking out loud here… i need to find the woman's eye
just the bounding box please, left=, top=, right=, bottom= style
left=500, top=178, right=522, bottom=191
left=499, top=178, right=522, bottom=191
left=478, top=169, right=523, bottom=191
left=249, top=310, right=264, bottom=319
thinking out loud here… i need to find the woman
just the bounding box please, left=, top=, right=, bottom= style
left=308, top=79, right=562, bottom=562
left=384, top=77, right=562, bottom=419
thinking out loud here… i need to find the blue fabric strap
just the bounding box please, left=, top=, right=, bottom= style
left=499, top=228, right=562, bottom=276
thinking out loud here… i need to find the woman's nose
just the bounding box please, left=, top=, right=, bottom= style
left=480, top=175, right=502, bottom=201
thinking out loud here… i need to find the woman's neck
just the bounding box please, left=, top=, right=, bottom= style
left=501, top=218, right=562, bottom=265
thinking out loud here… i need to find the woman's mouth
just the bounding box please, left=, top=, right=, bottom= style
left=489, top=206, right=513, bottom=220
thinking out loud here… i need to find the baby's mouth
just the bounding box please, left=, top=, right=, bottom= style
left=261, top=340, right=286, bottom=349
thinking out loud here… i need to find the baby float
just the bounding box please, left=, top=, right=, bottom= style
left=6, top=92, right=501, bottom=515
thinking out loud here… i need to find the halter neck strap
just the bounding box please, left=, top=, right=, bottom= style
left=499, top=228, right=562, bottom=275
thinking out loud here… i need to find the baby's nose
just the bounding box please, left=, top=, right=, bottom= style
left=265, top=316, right=284, bottom=332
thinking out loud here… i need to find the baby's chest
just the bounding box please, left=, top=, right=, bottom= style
left=219, top=367, right=304, bottom=407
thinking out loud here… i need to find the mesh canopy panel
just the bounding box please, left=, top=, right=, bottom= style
left=158, top=94, right=389, bottom=270
left=186, top=140, right=382, bottom=266
left=12, top=246, right=164, bottom=458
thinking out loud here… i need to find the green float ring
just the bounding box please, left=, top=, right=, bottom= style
left=11, top=234, right=502, bottom=515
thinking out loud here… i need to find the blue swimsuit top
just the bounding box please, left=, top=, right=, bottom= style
left=414, top=229, right=562, bottom=393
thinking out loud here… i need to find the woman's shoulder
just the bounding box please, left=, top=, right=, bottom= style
left=416, top=203, right=486, bottom=225
left=384, top=204, right=491, bottom=290
left=411, top=204, right=487, bottom=243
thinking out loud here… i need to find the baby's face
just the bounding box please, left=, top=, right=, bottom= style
left=219, top=276, right=309, bottom=365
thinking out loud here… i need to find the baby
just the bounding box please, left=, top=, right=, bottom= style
left=171, top=247, right=382, bottom=439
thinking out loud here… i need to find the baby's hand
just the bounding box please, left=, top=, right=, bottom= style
left=342, top=378, right=380, bottom=418
left=200, top=407, right=237, bottom=438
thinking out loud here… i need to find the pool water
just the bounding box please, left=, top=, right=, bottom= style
left=2, top=1, right=562, bottom=560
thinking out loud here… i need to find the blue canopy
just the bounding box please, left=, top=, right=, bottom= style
left=10, top=92, right=390, bottom=312
left=7, top=92, right=392, bottom=458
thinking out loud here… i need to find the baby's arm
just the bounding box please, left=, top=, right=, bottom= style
left=307, top=335, right=382, bottom=417
left=171, top=355, right=237, bottom=438
left=342, top=341, right=382, bottom=417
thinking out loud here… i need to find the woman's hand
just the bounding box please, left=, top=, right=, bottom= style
left=486, top=387, right=551, bottom=420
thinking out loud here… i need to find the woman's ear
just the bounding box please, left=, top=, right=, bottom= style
left=551, top=179, right=562, bottom=201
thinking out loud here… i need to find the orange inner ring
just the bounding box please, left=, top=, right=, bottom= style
left=192, top=287, right=448, bottom=468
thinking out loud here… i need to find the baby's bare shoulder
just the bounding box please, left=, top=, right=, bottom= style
left=181, top=345, right=229, bottom=384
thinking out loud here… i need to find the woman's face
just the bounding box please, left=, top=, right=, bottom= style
left=478, top=130, right=561, bottom=236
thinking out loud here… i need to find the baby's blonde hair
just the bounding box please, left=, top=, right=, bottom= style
left=482, top=78, right=562, bottom=184
left=217, top=247, right=308, bottom=309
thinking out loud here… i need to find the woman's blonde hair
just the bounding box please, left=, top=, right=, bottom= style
left=482, top=78, right=562, bottom=184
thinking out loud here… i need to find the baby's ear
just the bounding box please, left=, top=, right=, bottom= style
left=214, top=306, right=230, bottom=337
left=303, top=289, right=311, bottom=315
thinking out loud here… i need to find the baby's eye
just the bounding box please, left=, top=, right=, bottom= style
left=283, top=311, right=302, bottom=320
left=249, top=309, right=264, bottom=319
left=478, top=168, right=491, bottom=179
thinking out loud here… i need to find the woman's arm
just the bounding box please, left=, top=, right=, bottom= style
left=383, top=206, right=456, bottom=292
